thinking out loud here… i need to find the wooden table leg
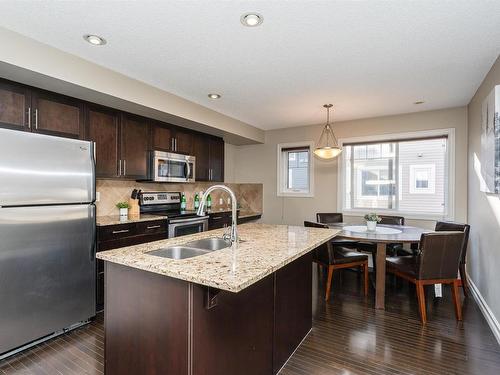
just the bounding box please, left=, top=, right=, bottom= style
left=375, top=242, right=387, bottom=310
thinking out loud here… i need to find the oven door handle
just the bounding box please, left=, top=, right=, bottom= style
left=169, top=216, right=209, bottom=224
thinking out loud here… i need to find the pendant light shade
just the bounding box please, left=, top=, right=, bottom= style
left=314, top=104, right=342, bottom=159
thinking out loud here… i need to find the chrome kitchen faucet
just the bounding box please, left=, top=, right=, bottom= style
left=197, top=185, right=238, bottom=244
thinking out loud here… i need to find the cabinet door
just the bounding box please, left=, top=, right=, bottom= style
left=209, top=138, right=224, bottom=182
left=193, top=134, right=210, bottom=181
left=152, top=122, right=173, bottom=151
left=174, top=128, right=193, bottom=155
left=0, top=80, right=31, bottom=131
left=87, top=106, right=120, bottom=178
left=31, top=90, right=84, bottom=138
left=121, top=114, right=150, bottom=179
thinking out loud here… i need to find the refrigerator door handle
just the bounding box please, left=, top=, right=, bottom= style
left=89, top=205, right=97, bottom=262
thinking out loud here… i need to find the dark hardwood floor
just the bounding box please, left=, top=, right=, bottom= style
left=1, top=269, right=500, bottom=375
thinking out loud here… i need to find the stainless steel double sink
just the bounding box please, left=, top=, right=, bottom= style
left=147, top=238, right=232, bottom=260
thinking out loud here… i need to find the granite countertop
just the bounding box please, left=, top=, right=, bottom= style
left=97, top=223, right=339, bottom=293
left=96, top=214, right=168, bottom=226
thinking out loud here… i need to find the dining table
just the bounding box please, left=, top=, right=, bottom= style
left=326, top=223, right=431, bottom=310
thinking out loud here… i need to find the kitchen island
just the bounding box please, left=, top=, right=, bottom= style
left=97, top=223, right=339, bottom=375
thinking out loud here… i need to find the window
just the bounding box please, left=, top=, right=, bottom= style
left=277, top=142, right=314, bottom=197
left=339, top=130, right=454, bottom=219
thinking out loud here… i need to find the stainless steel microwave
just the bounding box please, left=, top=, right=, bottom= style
left=149, top=151, right=195, bottom=183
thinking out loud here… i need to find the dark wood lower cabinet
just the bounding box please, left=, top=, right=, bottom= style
left=105, top=263, right=189, bottom=375
left=103, top=252, right=313, bottom=375
left=274, top=252, right=313, bottom=373
left=192, top=276, right=275, bottom=375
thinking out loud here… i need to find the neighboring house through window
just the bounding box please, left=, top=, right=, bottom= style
left=277, top=142, right=314, bottom=197
left=339, top=129, right=454, bottom=219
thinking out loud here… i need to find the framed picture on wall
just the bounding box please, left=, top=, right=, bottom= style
left=480, top=85, right=500, bottom=193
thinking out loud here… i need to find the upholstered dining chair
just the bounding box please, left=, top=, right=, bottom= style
left=386, top=231, right=465, bottom=324
left=304, top=221, right=368, bottom=301
left=435, top=221, right=471, bottom=297
left=316, top=212, right=344, bottom=224
left=316, top=212, right=359, bottom=249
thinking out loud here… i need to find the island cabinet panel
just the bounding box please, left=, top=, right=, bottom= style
left=192, top=275, right=275, bottom=375
left=104, top=262, right=189, bottom=375
left=273, top=252, right=313, bottom=373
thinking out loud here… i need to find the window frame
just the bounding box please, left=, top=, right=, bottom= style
left=277, top=141, right=315, bottom=198
left=337, top=129, right=455, bottom=220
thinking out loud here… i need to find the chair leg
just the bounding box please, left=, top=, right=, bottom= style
left=416, top=281, right=427, bottom=324
left=325, top=266, right=334, bottom=301
left=451, top=280, right=463, bottom=321
left=363, top=262, right=369, bottom=296
left=459, top=263, right=470, bottom=298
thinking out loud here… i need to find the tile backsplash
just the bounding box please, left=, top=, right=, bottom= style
left=96, top=179, right=263, bottom=217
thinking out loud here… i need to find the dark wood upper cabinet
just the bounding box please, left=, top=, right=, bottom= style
left=152, top=122, right=173, bottom=152
left=86, top=106, right=120, bottom=178
left=120, top=114, right=150, bottom=180
left=31, top=90, right=84, bottom=138
left=193, top=134, right=210, bottom=181
left=174, top=128, right=193, bottom=155
left=151, top=122, right=193, bottom=155
left=0, top=80, right=31, bottom=131
left=209, top=138, right=224, bottom=182
left=193, top=134, right=224, bottom=182
left=0, top=78, right=224, bottom=182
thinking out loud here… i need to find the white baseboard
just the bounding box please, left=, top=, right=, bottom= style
left=467, top=272, right=500, bottom=346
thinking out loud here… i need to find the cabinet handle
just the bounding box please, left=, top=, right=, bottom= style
left=147, top=225, right=161, bottom=229
left=123, top=160, right=126, bottom=176
left=34, top=109, right=38, bottom=130
left=112, top=229, right=129, bottom=234
left=174, top=138, right=177, bottom=151
left=118, top=160, right=121, bottom=176
left=27, top=107, right=31, bottom=129
left=212, top=216, right=223, bottom=220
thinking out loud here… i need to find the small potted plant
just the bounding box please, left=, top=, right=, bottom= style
left=116, top=202, right=130, bottom=217
left=364, top=213, right=381, bottom=231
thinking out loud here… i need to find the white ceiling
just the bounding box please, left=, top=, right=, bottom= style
left=0, top=0, right=499, bottom=130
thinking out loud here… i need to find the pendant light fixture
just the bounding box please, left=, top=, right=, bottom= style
left=314, top=104, right=342, bottom=159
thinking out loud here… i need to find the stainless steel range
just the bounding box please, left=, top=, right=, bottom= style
left=139, top=192, right=208, bottom=238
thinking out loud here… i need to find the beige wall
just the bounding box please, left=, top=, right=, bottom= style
left=231, top=107, right=468, bottom=229
left=467, top=55, right=500, bottom=326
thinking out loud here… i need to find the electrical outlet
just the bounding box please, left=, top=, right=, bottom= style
left=96, top=192, right=100, bottom=202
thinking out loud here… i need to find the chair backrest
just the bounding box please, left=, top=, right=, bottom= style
left=417, top=231, right=465, bottom=280
left=304, top=221, right=333, bottom=264
left=435, top=221, right=470, bottom=263
left=379, top=215, right=405, bottom=225
left=316, top=213, right=343, bottom=224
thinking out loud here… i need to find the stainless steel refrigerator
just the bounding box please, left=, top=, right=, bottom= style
left=0, top=128, right=96, bottom=357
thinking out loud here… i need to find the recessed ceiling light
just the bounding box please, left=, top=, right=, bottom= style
left=83, top=34, right=106, bottom=46
left=414, top=100, right=425, bottom=105
left=208, top=93, right=221, bottom=99
left=240, top=13, right=264, bottom=27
